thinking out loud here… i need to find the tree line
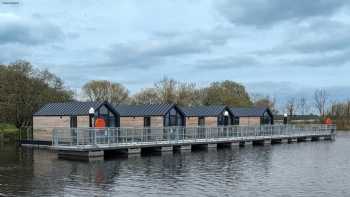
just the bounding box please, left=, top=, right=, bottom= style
left=82, top=78, right=253, bottom=107
left=0, top=61, right=73, bottom=128
left=1, top=60, right=348, bottom=129
left=0, top=61, right=255, bottom=128
left=329, top=101, right=350, bottom=130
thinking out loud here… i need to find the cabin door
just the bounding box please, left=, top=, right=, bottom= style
left=224, top=116, right=229, bottom=126
left=144, top=117, right=151, bottom=141
left=198, top=117, right=205, bottom=138
left=70, top=116, right=77, bottom=144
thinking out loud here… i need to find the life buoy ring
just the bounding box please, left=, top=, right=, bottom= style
left=324, top=117, right=333, bottom=125
left=95, top=118, right=106, bottom=128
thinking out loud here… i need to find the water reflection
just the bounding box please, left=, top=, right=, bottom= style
left=1, top=133, right=350, bottom=197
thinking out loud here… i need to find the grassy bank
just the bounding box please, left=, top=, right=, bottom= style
left=0, top=123, right=19, bottom=142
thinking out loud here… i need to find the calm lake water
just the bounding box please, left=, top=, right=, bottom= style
left=1, top=132, right=350, bottom=197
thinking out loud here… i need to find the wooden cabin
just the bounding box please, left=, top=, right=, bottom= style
left=180, top=106, right=236, bottom=127
left=115, top=104, right=185, bottom=128
left=230, top=107, right=274, bottom=126
left=32, top=101, right=119, bottom=143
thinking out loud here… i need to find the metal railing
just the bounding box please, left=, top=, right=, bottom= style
left=52, top=124, right=336, bottom=147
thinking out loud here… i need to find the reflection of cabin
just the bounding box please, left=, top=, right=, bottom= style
left=33, top=101, right=119, bottom=143
left=180, top=106, right=236, bottom=127
left=115, top=104, right=185, bottom=127
left=230, top=107, right=274, bottom=126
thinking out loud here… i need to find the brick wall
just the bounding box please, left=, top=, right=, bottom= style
left=239, top=117, right=261, bottom=126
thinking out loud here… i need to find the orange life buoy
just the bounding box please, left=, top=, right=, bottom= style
left=324, top=117, right=333, bottom=125
left=95, top=118, right=106, bottom=128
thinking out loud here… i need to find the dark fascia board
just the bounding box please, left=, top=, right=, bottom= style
left=98, top=101, right=120, bottom=117
left=164, top=104, right=185, bottom=117
left=265, top=108, right=274, bottom=118
left=222, top=106, right=234, bottom=117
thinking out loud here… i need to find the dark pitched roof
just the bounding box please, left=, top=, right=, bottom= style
left=180, top=105, right=229, bottom=117
left=115, top=104, right=177, bottom=116
left=33, top=101, right=114, bottom=116
left=230, top=107, right=272, bottom=117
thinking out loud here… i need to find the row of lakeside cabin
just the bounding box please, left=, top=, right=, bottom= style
left=32, top=101, right=273, bottom=144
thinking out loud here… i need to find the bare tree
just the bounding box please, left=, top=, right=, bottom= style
left=254, top=96, right=278, bottom=114
left=314, top=89, right=328, bottom=117
left=82, top=80, right=129, bottom=105
left=297, top=96, right=307, bottom=115
left=285, top=97, right=296, bottom=116
left=130, top=88, right=160, bottom=105
left=175, top=82, right=200, bottom=106
left=154, top=77, right=177, bottom=104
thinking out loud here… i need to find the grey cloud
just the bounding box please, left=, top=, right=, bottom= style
left=0, top=13, right=63, bottom=45
left=217, top=0, right=347, bottom=27
left=105, top=40, right=206, bottom=70
left=196, top=56, right=260, bottom=70
left=284, top=49, right=350, bottom=67
left=289, top=21, right=350, bottom=54
left=291, top=35, right=350, bottom=54
left=252, top=19, right=350, bottom=68
left=104, top=28, right=234, bottom=70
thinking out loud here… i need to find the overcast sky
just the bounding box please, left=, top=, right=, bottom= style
left=1, top=0, right=350, bottom=107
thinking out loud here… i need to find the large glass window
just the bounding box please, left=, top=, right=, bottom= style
left=144, top=117, right=151, bottom=127
left=94, top=104, right=119, bottom=127
left=70, top=116, right=77, bottom=128
left=232, top=117, right=240, bottom=125
left=164, top=108, right=184, bottom=126
left=198, top=117, right=205, bottom=126
left=261, top=112, right=272, bottom=124
left=218, top=110, right=236, bottom=126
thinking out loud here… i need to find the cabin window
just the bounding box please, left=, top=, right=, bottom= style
left=170, top=115, right=177, bottom=126
left=217, top=110, right=233, bottom=126
left=217, top=115, right=223, bottom=125
left=261, top=112, right=272, bottom=125
left=98, top=105, right=109, bottom=115
left=224, top=116, right=229, bottom=125
left=198, top=117, right=205, bottom=126
left=70, top=116, right=77, bottom=128
left=232, top=117, right=240, bottom=125
left=164, top=108, right=184, bottom=127
left=94, top=104, right=119, bottom=127
left=144, top=117, right=151, bottom=127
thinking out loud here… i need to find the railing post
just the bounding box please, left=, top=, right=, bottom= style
left=205, top=127, right=207, bottom=140
left=107, top=128, right=110, bottom=145
left=117, top=128, right=119, bottom=144
left=183, top=127, right=185, bottom=141
left=76, top=128, right=79, bottom=146
left=94, top=129, right=97, bottom=145
left=52, top=129, right=56, bottom=146
left=70, top=128, right=73, bottom=146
